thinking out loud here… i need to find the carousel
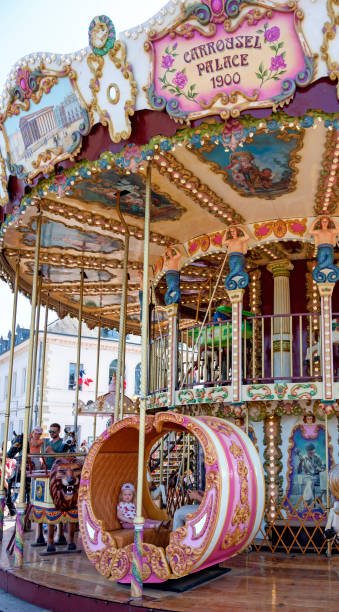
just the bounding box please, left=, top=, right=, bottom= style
left=0, top=1, right=338, bottom=610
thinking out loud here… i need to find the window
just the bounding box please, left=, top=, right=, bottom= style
left=4, top=376, right=8, bottom=399
left=108, top=359, right=118, bottom=386
left=12, top=372, right=17, bottom=397
left=134, top=363, right=141, bottom=395
left=68, top=363, right=83, bottom=390
left=21, top=368, right=26, bottom=394
left=18, top=420, right=23, bottom=434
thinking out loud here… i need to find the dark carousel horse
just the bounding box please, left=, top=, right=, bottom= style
left=6, top=432, right=32, bottom=516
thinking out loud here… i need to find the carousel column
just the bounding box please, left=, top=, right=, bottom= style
left=93, top=324, right=101, bottom=440
left=223, top=225, right=250, bottom=404
left=38, top=296, right=48, bottom=427
left=131, top=162, right=151, bottom=600
left=267, top=259, right=294, bottom=379
left=14, top=213, right=42, bottom=568
left=114, top=191, right=129, bottom=423
left=318, top=283, right=336, bottom=402
left=263, top=415, right=283, bottom=522
left=226, top=289, right=245, bottom=403
left=0, top=259, right=19, bottom=540
left=73, top=268, right=84, bottom=440
left=163, top=247, right=182, bottom=406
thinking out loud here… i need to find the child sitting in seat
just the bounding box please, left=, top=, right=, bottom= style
left=117, top=483, right=170, bottom=530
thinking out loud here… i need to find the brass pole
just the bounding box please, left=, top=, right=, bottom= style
left=159, top=436, right=164, bottom=484
left=0, top=259, right=20, bottom=540
left=14, top=213, right=42, bottom=568
left=114, top=192, right=129, bottom=422
left=119, top=332, right=127, bottom=420
left=38, top=296, right=49, bottom=427
left=325, top=413, right=329, bottom=510
left=93, top=324, right=101, bottom=440
left=131, top=162, right=151, bottom=599
left=73, top=268, right=84, bottom=438
left=30, top=275, right=42, bottom=429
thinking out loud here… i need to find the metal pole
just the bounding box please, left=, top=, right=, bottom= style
left=159, top=436, right=164, bottom=484
left=131, top=162, right=151, bottom=600
left=93, top=324, right=101, bottom=440
left=38, top=297, right=49, bottom=427
left=0, top=259, right=20, bottom=540
left=119, top=332, right=127, bottom=420
left=14, top=213, right=42, bottom=567
left=114, top=192, right=129, bottom=422
left=325, top=413, right=329, bottom=511
left=30, top=276, right=41, bottom=430
left=73, top=268, right=84, bottom=438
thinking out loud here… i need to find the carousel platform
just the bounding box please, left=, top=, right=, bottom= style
left=0, top=519, right=339, bottom=611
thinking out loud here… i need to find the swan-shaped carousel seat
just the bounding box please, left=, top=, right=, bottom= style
left=78, top=412, right=265, bottom=583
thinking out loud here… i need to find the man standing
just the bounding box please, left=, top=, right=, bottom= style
left=297, top=442, right=325, bottom=506
left=45, top=423, right=64, bottom=470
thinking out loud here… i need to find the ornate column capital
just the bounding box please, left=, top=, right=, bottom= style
left=226, top=288, right=244, bottom=304
left=266, top=258, right=294, bottom=278
left=317, top=282, right=334, bottom=298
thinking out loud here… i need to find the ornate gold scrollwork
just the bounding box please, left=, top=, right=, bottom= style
left=107, top=83, right=120, bottom=105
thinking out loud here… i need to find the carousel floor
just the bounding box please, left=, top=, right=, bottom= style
left=0, top=517, right=338, bottom=612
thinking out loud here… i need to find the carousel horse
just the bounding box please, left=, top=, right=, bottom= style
left=6, top=432, right=32, bottom=507
left=30, top=455, right=83, bottom=552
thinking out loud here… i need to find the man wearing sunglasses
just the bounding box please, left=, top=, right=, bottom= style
left=45, top=423, right=64, bottom=470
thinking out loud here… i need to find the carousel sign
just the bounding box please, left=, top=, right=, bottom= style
left=145, top=1, right=315, bottom=122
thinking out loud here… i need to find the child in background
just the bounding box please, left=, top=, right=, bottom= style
left=117, top=483, right=170, bottom=530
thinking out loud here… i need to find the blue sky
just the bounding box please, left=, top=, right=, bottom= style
left=0, top=0, right=164, bottom=335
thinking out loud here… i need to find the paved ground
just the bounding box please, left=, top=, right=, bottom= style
left=0, top=589, right=50, bottom=611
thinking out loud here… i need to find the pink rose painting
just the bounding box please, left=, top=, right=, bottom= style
left=161, top=55, right=174, bottom=69
left=264, top=26, right=280, bottom=43
left=256, top=21, right=287, bottom=88
left=270, top=55, right=287, bottom=72
left=159, top=42, right=198, bottom=102
left=172, top=71, right=188, bottom=89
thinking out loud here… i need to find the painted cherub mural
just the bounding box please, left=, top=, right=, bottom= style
left=199, top=131, right=301, bottom=200
left=226, top=151, right=273, bottom=194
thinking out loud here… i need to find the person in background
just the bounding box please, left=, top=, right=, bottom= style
left=172, top=488, right=204, bottom=531
left=147, top=470, right=167, bottom=508
left=45, top=423, right=64, bottom=470
left=29, top=426, right=44, bottom=469
left=80, top=440, right=89, bottom=453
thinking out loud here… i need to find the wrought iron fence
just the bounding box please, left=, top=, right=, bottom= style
left=253, top=495, right=339, bottom=555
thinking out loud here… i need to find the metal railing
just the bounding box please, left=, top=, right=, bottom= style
left=243, top=312, right=321, bottom=383
left=149, top=335, right=168, bottom=394
left=178, top=321, right=232, bottom=388
left=146, top=312, right=339, bottom=393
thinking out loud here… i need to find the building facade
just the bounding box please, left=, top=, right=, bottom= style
left=0, top=317, right=141, bottom=445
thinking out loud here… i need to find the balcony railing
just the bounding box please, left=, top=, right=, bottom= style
left=148, top=313, right=339, bottom=394
left=243, top=312, right=321, bottom=383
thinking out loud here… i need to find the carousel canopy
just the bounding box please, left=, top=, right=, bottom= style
left=0, top=1, right=338, bottom=331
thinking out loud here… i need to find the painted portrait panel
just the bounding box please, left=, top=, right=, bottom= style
left=20, top=219, right=122, bottom=253
left=3, top=75, right=89, bottom=179
left=285, top=422, right=334, bottom=518
left=68, top=169, right=185, bottom=222
left=197, top=130, right=302, bottom=200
